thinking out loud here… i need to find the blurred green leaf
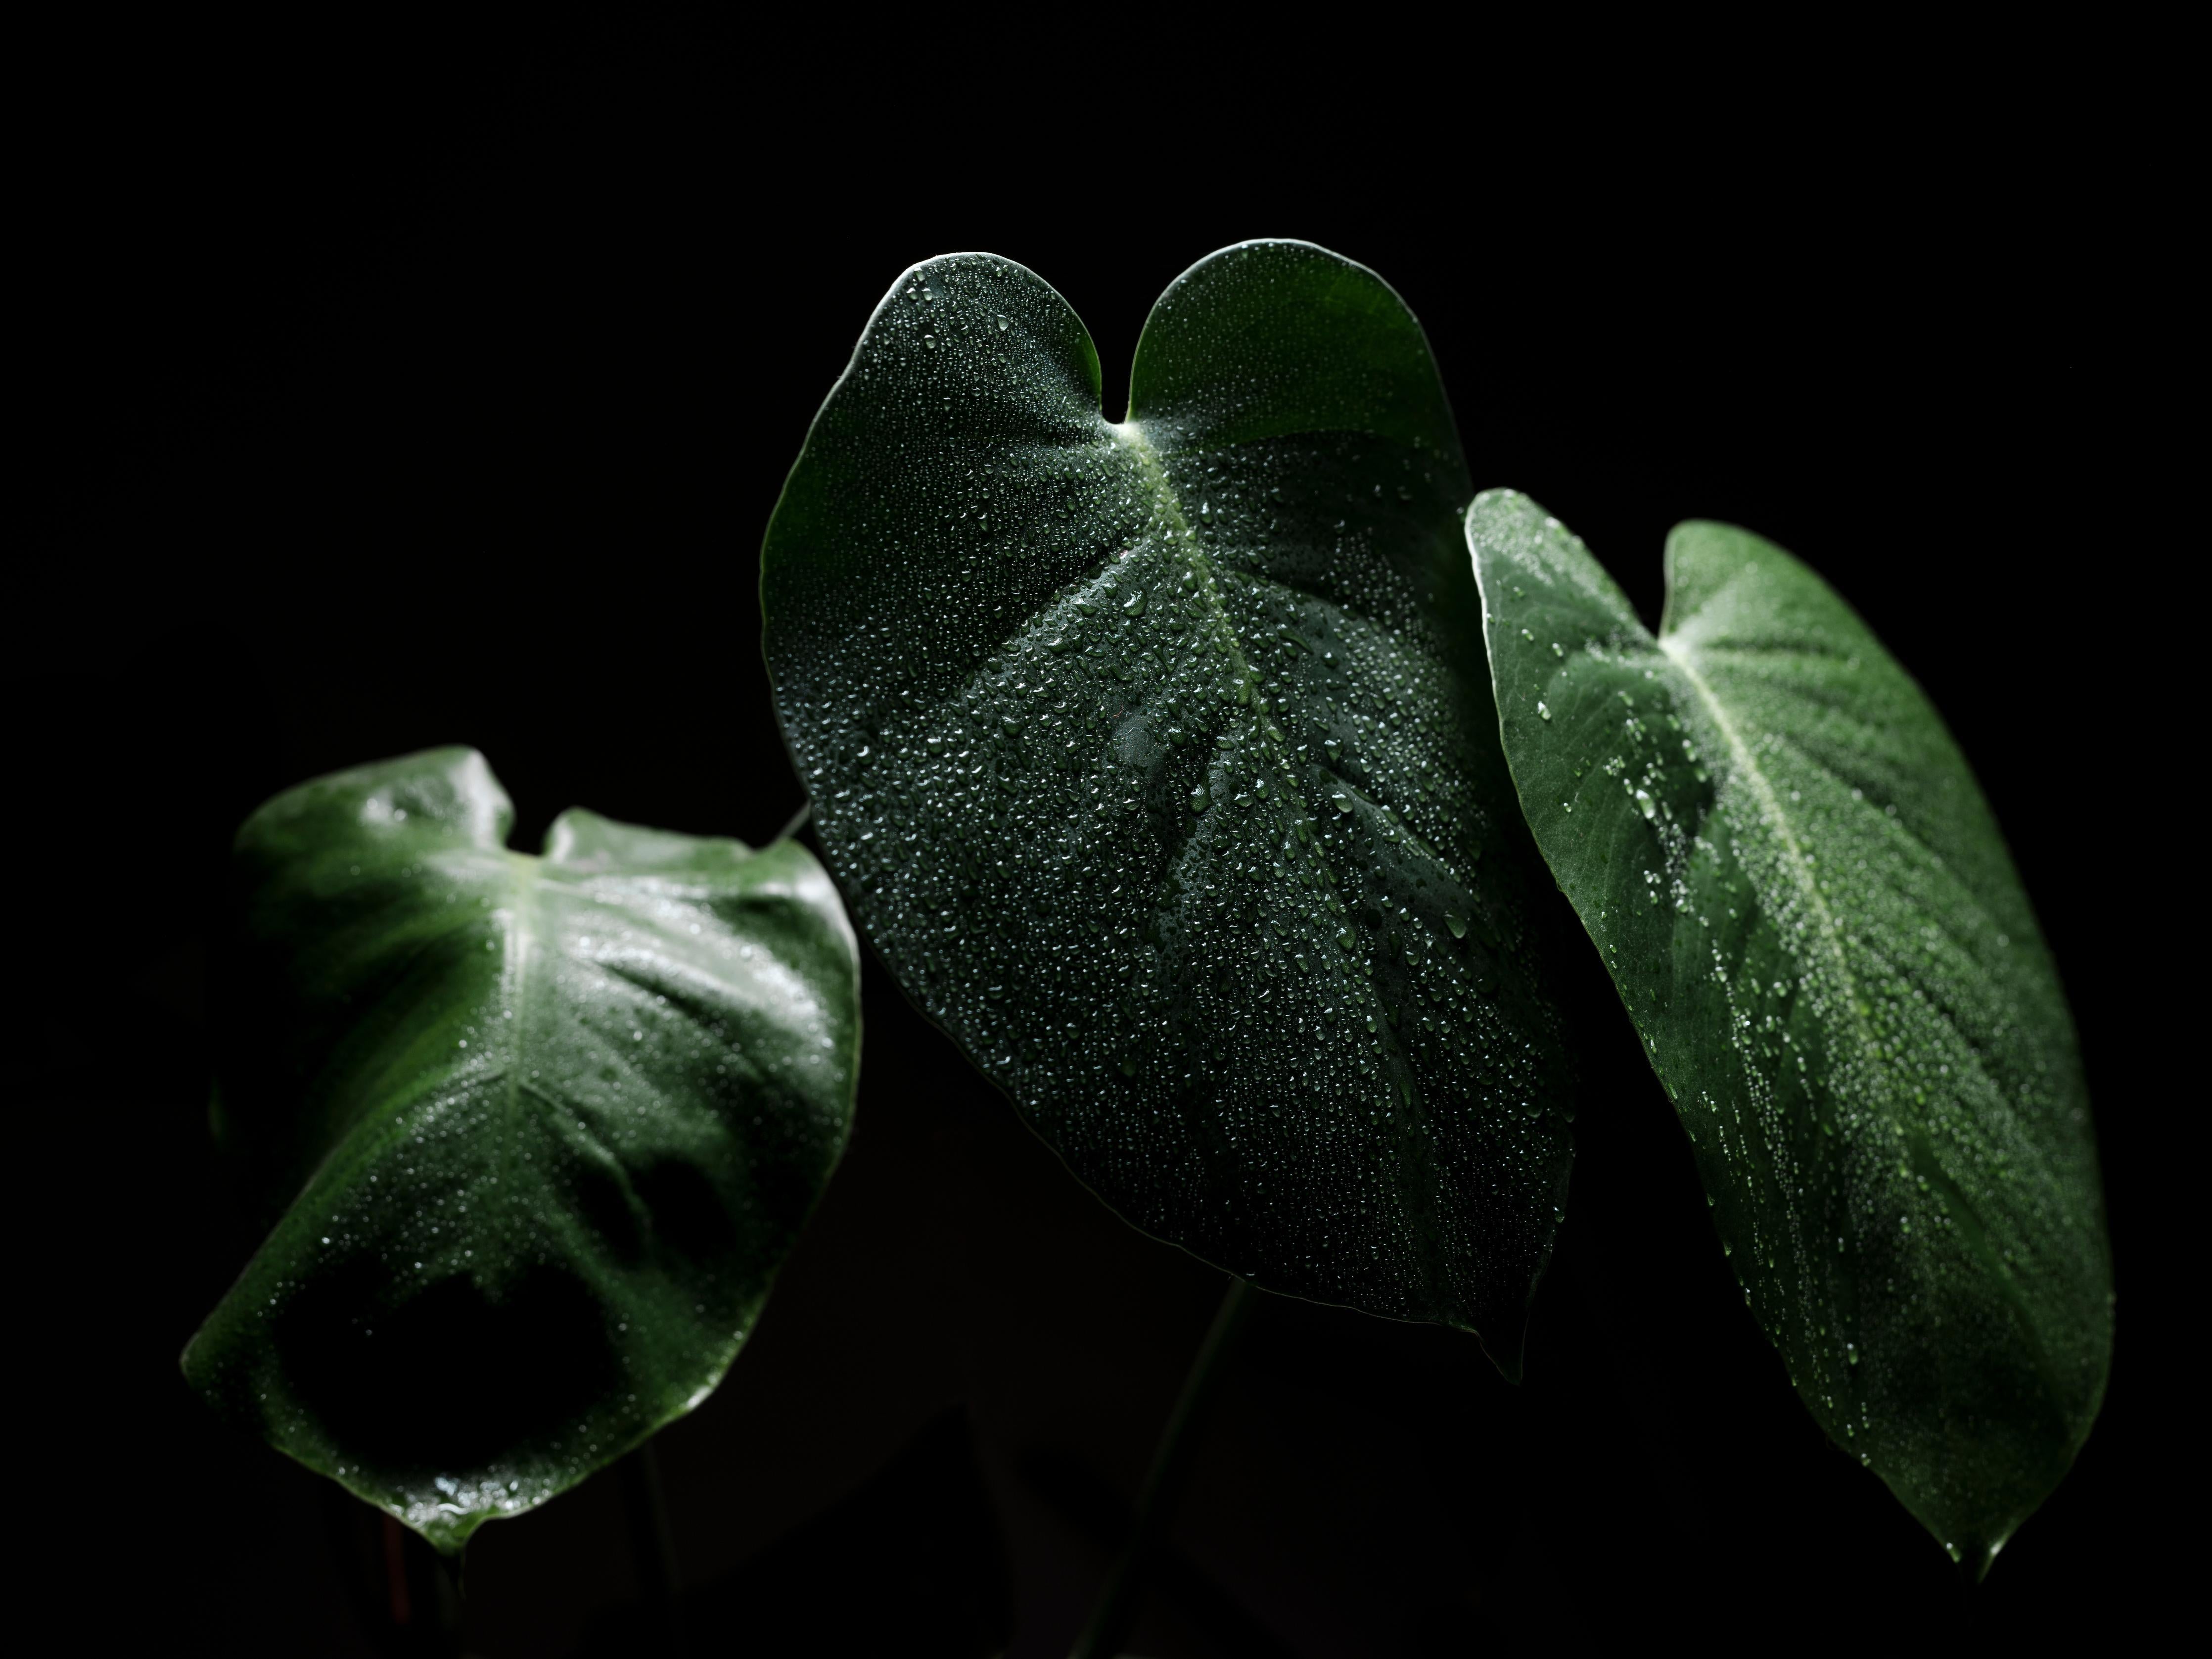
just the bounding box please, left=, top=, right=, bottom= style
left=184, top=748, right=859, bottom=1550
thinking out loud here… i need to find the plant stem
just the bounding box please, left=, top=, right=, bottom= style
left=773, top=799, right=813, bottom=843
left=1071, top=1276, right=1254, bottom=1659
left=618, top=1440, right=689, bottom=1657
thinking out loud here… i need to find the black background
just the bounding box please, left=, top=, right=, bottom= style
left=17, top=12, right=2175, bottom=1654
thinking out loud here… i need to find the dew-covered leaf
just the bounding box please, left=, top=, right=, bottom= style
left=1467, top=492, right=2111, bottom=1570
left=763, top=242, right=1571, bottom=1365
left=182, top=748, right=859, bottom=1551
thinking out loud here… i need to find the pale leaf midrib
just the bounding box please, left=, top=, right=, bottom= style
left=498, top=852, right=542, bottom=1223
left=1658, top=624, right=2061, bottom=1405
left=1656, top=631, right=1874, bottom=1071
left=1113, top=417, right=1419, bottom=1055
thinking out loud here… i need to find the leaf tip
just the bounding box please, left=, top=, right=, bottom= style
left=1474, top=1315, right=1530, bottom=1386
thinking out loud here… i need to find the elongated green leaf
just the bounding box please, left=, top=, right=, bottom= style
left=763, top=242, right=1571, bottom=1364
left=183, top=748, right=859, bottom=1550
left=1467, top=493, right=2110, bottom=1569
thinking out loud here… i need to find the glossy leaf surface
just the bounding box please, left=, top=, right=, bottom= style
left=184, top=749, right=859, bottom=1550
left=1467, top=493, right=2110, bottom=1569
left=764, top=242, right=1571, bottom=1362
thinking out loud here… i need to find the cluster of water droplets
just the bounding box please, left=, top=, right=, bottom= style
left=768, top=251, right=1571, bottom=1327
left=1470, top=492, right=2110, bottom=1557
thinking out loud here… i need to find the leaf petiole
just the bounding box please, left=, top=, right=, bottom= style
left=1072, top=1276, right=1254, bottom=1659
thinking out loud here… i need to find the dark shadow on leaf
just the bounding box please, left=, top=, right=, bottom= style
left=569, top=1155, right=646, bottom=1267
left=276, top=1258, right=617, bottom=1477
left=633, top=1157, right=741, bottom=1268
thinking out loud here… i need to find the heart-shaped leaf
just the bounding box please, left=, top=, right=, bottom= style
left=183, top=748, right=859, bottom=1550
left=763, top=242, right=1571, bottom=1364
left=1466, top=493, right=2111, bottom=1570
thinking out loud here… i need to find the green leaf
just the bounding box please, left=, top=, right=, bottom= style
left=1466, top=493, right=2111, bottom=1570
left=763, top=242, right=1571, bottom=1365
left=183, top=748, right=859, bottom=1551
